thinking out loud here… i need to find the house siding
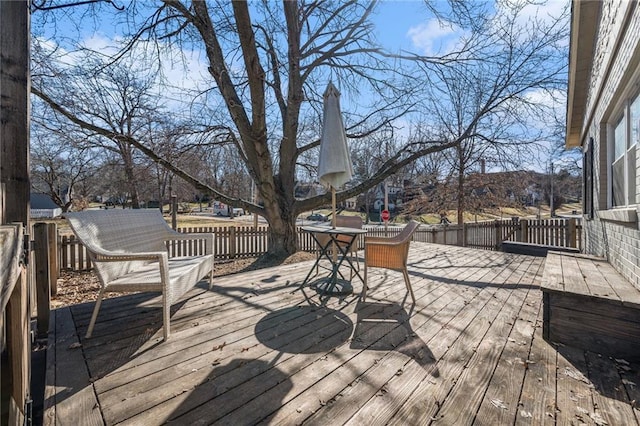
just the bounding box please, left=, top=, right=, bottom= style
left=581, top=0, right=640, bottom=289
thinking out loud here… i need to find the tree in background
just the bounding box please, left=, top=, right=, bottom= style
left=30, top=127, right=96, bottom=212
left=32, top=0, right=569, bottom=259
left=418, top=1, right=569, bottom=229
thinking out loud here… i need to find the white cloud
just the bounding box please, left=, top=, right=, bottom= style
left=525, top=88, right=566, bottom=112
left=407, top=18, right=460, bottom=56
left=510, top=0, right=568, bottom=26
left=495, top=0, right=569, bottom=38
left=80, top=33, right=119, bottom=54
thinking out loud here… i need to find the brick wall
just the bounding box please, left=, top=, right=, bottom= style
left=581, top=0, right=640, bottom=289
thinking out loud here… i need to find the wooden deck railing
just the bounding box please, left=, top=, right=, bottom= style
left=1, top=224, right=29, bottom=424
left=57, top=218, right=582, bottom=272
left=463, top=218, right=581, bottom=251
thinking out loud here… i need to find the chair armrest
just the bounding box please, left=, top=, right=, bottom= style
left=92, top=249, right=168, bottom=263
left=365, top=237, right=402, bottom=246
left=164, top=232, right=215, bottom=255
left=365, top=241, right=409, bottom=269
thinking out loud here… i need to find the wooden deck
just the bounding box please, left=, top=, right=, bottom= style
left=44, top=243, right=640, bottom=425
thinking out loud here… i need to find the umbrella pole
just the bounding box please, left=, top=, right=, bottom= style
left=331, top=187, right=337, bottom=229
left=331, top=187, right=338, bottom=266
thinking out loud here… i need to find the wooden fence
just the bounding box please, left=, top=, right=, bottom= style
left=57, top=218, right=581, bottom=272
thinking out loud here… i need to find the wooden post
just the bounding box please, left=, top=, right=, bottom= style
left=456, top=226, right=463, bottom=247
left=494, top=220, right=502, bottom=251
left=48, top=223, right=58, bottom=295
left=171, top=195, right=177, bottom=230
left=1, top=0, right=30, bottom=225
left=462, top=222, right=467, bottom=247
left=34, top=223, right=51, bottom=338
left=7, top=270, right=29, bottom=426
left=567, top=218, right=577, bottom=248
left=1, top=1, right=31, bottom=422
left=520, top=219, right=529, bottom=243
left=229, top=226, right=236, bottom=259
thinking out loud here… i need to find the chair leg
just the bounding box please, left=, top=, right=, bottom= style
left=362, top=263, right=368, bottom=301
left=209, top=260, right=214, bottom=290
left=350, top=251, right=360, bottom=280
left=86, top=288, right=106, bottom=338
left=162, top=292, right=171, bottom=341
left=403, top=269, right=415, bottom=303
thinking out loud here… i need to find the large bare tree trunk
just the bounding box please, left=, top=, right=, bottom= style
left=120, top=143, right=141, bottom=209
left=266, top=214, right=298, bottom=259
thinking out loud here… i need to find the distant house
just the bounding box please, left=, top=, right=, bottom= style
left=344, top=196, right=357, bottom=210
left=30, top=193, right=62, bottom=219
left=370, top=183, right=402, bottom=211
left=566, top=1, right=640, bottom=287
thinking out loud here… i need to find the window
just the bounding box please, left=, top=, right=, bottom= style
left=610, top=91, right=639, bottom=207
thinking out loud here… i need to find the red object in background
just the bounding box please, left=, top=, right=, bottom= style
left=381, top=209, right=390, bottom=221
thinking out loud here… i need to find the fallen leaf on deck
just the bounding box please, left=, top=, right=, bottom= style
left=564, top=367, right=590, bottom=384
left=622, top=379, right=636, bottom=387
left=590, top=412, right=608, bottom=425
left=491, top=399, right=507, bottom=409
left=68, top=342, right=82, bottom=349
left=520, top=410, right=532, bottom=418
left=213, top=342, right=226, bottom=351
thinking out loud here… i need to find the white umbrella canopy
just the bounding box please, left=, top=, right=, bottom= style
left=318, top=82, right=353, bottom=227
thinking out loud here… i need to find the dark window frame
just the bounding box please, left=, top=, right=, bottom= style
left=583, top=137, right=594, bottom=219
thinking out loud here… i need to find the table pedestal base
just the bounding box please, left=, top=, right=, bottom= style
left=313, top=277, right=353, bottom=295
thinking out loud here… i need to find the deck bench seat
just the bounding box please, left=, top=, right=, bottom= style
left=541, top=251, right=640, bottom=359
left=65, top=209, right=215, bottom=341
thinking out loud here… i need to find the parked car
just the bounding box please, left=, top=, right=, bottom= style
left=306, top=213, right=328, bottom=222
left=212, top=201, right=244, bottom=216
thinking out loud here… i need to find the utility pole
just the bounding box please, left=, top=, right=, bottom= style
left=550, top=162, right=554, bottom=218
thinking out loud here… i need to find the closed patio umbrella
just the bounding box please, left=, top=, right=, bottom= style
left=318, top=82, right=353, bottom=228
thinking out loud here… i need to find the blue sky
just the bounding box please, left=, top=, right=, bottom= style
left=373, top=0, right=568, bottom=51
left=372, top=1, right=431, bottom=51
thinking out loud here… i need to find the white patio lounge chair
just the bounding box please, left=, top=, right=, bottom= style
left=65, top=209, right=215, bottom=341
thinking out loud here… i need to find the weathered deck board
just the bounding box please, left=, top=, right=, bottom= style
left=44, top=243, right=640, bottom=426
left=426, top=257, right=538, bottom=425
left=44, top=307, right=102, bottom=426
left=474, top=260, right=544, bottom=425
left=585, top=351, right=638, bottom=426
left=556, top=344, right=605, bottom=425
left=333, top=249, right=508, bottom=426
left=514, top=297, right=557, bottom=426
left=273, top=248, right=497, bottom=425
